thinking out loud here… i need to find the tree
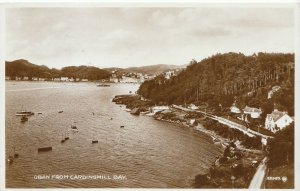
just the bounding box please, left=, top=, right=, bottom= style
left=268, top=123, right=294, bottom=168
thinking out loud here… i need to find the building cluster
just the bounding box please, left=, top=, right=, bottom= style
left=163, top=69, right=181, bottom=80
left=230, top=104, right=293, bottom=134
left=5, top=76, right=89, bottom=82
left=108, top=69, right=182, bottom=84
left=109, top=71, right=156, bottom=84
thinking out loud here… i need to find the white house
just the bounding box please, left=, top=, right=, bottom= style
left=110, top=77, right=119, bottom=83
left=23, top=76, right=29, bottom=80
left=53, top=78, right=61, bottom=82
left=32, top=77, right=39, bottom=81
left=60, top=77, right=69, bottom=81
left=230, top=105, right=241, bottom=113
left=145, top=74, right=156, bottom=80
left=188, top=104, right=199, bottom=110
left=189, top=118, right=197, bottom=126
left=15, top=76, right=22, bottom=81
left=5, top=76, right=10, bottom=80
left=138, top=76, right=145, bottom=83
left=81, top=79, right=89, bottom=82
left=164, top=70, right=175, bottom=79
left=243, top=106, right=262, bottom=118
left=265, top=109, right=293, bottom=133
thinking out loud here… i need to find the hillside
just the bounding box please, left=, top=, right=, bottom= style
left=138, top=52, right=294, bottom=115
left=123, top=64, right=185, bottom=74
left=5, top=59, right=111, bottom=81
left=104, top=64, right=186, bottom=75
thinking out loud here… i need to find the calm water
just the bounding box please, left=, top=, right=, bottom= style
left=6, top=81, right=222, bottom=188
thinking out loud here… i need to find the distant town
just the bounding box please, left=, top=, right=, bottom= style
left=5, top=69, right=182, bottom=84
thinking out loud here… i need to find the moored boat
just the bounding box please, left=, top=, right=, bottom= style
left=7, top=155, right=14, bottom=164
left=13, top=147, right=19, bottom=158
left=70, top=122, right=78, bottom=131
left=38, top=147, right=52, bottom=152
left=60, top=133, right=65, bottom=143
left=16, top=111, right=34, bottom=116
left=65, top=130, right=69, bottom=140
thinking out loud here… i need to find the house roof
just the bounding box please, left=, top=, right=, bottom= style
left=267, top=110, right=289, bottom=122
left=243, top=106, right=262, bottom=113
left=272, top=86, right=281, bottom=91
left=230, top=105, right=241, bottom=111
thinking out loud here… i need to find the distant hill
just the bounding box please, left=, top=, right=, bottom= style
left=119, top=64, right=186, bottom=75
left=103, top=67, right=123, bottom=72
left=5, top=59, right=111, bottom=81
left=5, top=59, right=51, bottom=78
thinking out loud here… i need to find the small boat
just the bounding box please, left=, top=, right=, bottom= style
left=13, top=147, right=19, bottom=158
left=16, top=111, right=34, bottom=116
left=71, top=125, right=78, bottom=130
left=64, top=130, right=69, bottom=140
left=92, top=140, right=98, bottom=144
left=37, top=112, right=42, bottom=114
left=58, top=111, right=63, bottom=113
left=38, top=147, right=52, bottom=152
left=120, top=125, right=124, bottom=128
left=7, top=147, right=16, bottom=163
left=8, top=155, right=14, bottom=164
left=97, top=84, right=110, bottom=87
left=21, top=115, right=28, bottom=122
left=60, top=133, right=65, bottom=143
left=70, top=122, right=78, bottom=131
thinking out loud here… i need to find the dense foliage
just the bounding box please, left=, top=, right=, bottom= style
left=202, top=118, right=262, bottom=149
left=267, top=123, right=294, bottom=168
left=5, top=59, right=111, bottom=81
left=138, top=52, right=294, bottom=114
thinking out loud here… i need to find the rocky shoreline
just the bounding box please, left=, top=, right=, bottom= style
left=112, top=94, right=264, bottom=188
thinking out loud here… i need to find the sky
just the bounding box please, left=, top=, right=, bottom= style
left=5, top=6, right=295, bottom=69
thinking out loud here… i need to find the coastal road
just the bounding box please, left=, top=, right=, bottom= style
left=172, top=105, right=273, bottom=139
left=248, top=157, right=267, bottom=189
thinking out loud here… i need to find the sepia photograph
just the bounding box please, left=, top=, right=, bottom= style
left=1, top=1, right=299, bottom=190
